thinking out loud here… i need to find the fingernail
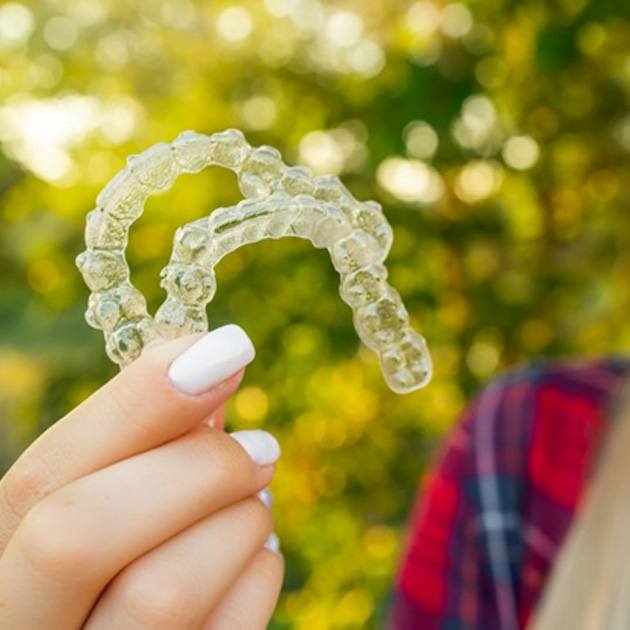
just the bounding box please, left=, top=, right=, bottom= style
left=230, top=430, right=281, bottom=466
left=264, top=532, right=280, bottom=552
left=257, top=488, right=273, bottom=509
left=168, top=325, right=255, bottom=395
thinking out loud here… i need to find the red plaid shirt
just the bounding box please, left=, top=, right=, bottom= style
left=391, top=358, right=630, bottom=630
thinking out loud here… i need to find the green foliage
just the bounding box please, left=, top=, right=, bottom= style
left=0, top=0, right=629, bottom=627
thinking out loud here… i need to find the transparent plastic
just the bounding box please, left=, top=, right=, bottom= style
left=76, top=129, right=432, bottom=393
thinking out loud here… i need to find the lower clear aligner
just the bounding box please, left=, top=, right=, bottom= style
left=76, top=129, right=432, bottom=394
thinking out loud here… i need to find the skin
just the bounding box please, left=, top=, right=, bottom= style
left=0, top=335, right=284, bottom=629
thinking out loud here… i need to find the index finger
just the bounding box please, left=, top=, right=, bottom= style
left=0, top=324, right=255, bottom=549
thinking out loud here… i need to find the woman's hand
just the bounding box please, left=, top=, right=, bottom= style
left=0, top=325, right=284, bottom=630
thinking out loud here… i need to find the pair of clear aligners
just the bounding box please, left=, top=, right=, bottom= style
left=76, top=129, right=432, bottom=393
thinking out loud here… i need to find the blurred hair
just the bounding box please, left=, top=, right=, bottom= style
left=533, top=379, right=630, bottom=629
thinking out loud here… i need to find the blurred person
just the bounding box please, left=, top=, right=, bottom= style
left=391, top=357, right=630, bottom=629
left=0, top=325, right=284, bottom=629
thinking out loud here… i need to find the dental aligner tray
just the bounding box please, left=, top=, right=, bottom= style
left=76, top=129, right=432, bottom=394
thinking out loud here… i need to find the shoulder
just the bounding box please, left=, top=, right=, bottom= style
left=421, top=357, right=624, bottom=493
left=496, top=355, right=630, bottom=399
left=469, top=356, right=630, bottom=437
left=467, top=356, right=630, bottom=508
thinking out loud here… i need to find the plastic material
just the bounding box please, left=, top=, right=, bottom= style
left=76, top=129, right=432, bottom=393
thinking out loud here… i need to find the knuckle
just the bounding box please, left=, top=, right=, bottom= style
left=0, top=453, right=56, bottom=524
left=117, top=571, right=193, bottom=628
left=16, top=498, right=97, bottom=582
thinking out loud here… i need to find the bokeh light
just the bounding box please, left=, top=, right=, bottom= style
left=325, top=11, right=364, bottom=48
left=43, top=16, right=79, bottom=51
left=404, top=121, right=439, bottom=161
left=217, top=6, right=254, bottom=42
left=377, top=157, right=444, bottom=204
left=0, top=3, right=34, bottom=46
left=440, top=3, right=473, bottom=39
left=452, top=94, right=500, bottom=154
left=240, top=95, right=278, bottom=131
left=502, top=135, right=541, bottom=171
left=299, top=125, right=366, bottom=175
left=454, top=159, right=504, bottom=203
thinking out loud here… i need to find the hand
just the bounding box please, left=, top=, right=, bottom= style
left=0, top=325, right=284, bottom=629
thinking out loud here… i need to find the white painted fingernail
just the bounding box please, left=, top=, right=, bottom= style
left=265, top=533, right=280, bottom=552
left=230, top=430, right=281, bottom=466
left=257, top=488, right=273, bottom=509
left=168, top=325, right=255, bottom=395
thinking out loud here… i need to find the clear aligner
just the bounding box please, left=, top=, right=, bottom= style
left=76, top=129, right=432, bottom=394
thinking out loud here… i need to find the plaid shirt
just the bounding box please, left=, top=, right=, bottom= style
left=391, top=358, right=630, bottom=630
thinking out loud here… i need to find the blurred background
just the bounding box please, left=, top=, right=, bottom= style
left=1, top=0, right=630, bottom=627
